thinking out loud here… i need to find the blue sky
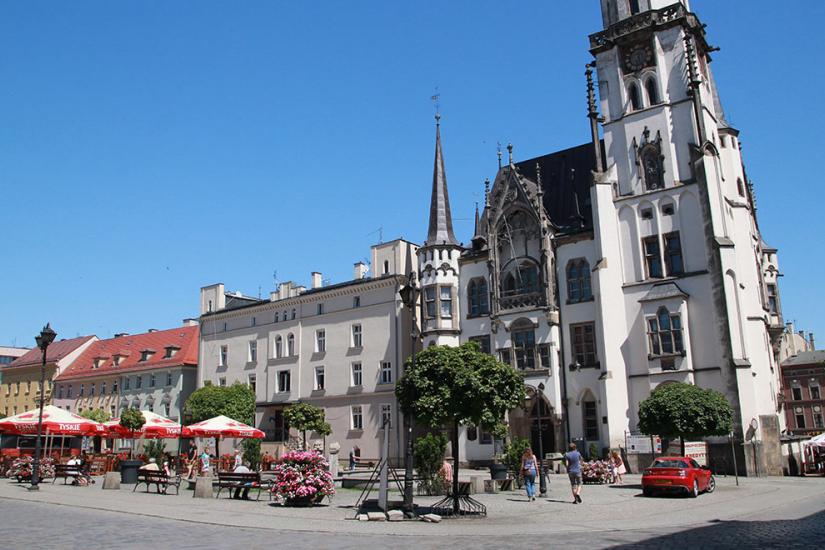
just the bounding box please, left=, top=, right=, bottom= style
left=1, top=1, right=823, bottom=347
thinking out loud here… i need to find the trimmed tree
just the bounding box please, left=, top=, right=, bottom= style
left=119, top=408, right=146, bottom=459
left=283, top=402, right=332, bottom=450
left=396, top=342, right=524, bottom=514
left=184, top=383, right=257, bottom=459
left=638, top=382, right=734, bottom=455
left=80, top=408, right=111, bottom=423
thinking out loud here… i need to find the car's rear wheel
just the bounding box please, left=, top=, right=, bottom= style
left=689, top=479, right=699, bottom=498
left=705, top=475, right=716, bottom=494
left=643, top=487, right=653, bottom=497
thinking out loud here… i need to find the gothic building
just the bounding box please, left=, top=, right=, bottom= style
left=425, top=0, right=787, bottom=474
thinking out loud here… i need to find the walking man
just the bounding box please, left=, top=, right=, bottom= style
left=565, top=443, right=583, bottom=504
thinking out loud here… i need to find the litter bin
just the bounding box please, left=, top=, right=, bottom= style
left=119, top=459, right=143, bottom=484
left=489, top=463, right=508, bottom=480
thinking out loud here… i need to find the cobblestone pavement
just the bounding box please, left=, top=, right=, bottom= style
left=1, top=475, right=824, bottom=549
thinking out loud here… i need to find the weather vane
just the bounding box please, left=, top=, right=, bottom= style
left=430, top=87, right=440, bottom=117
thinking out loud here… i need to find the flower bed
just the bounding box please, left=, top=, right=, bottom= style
left=5, top=456, right=55, bottom=481
left=271, top=450, right=335, bottom=505
left=581, top=460, right=611, bottom=484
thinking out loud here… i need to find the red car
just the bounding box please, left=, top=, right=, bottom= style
left=642, top=456, right=716, bottom=498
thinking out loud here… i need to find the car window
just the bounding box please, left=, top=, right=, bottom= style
left=652, top=459, right=689, bottom=468
left=689, top=459, right=701, bottom=469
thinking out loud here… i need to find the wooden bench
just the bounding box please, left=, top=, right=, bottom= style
left=134, top=470, right=181, bottom=495
left=53, top=464, right=83, bottom=485
left=215, top=472, right=266, bottom=501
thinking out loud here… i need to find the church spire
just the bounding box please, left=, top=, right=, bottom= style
left=426, top=114, right=459, bottom=246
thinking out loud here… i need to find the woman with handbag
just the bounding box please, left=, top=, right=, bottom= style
left=521, top=447, right=538, bottom=501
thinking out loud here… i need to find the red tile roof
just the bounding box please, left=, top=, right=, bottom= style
left=7, top=335, right=96, bottom=369
left=56, top=325, right=199, bottom=381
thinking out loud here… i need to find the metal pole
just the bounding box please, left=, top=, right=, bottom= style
left=730, top=433, right=739, bottom=486
left=401, top=274, right=418, bottom=517
left=30, top=344, right=48, bottom=490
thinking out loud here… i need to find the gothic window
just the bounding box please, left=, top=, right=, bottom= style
left=647, top=307, right=685, bottom=357
left=513, top=328, right=536, bottom=370
left=645, top=77, right=660, bottom=105
left=287, top=334, right=295, bottom=356
left=468, top=278, right=489, bottom=317
left=643, top=236, right=663, bottom=279
left=663, top=232, right=684, bottom=276
left=583, top=398, right=599, bottom=441
left=424, top=286, right=436, bottom=318
left=469, top=335, right=491, bottom=355
left=566, top=259, right=593, bottom=303
left=628, top=82, right=642, bottom=111
left=767, top=284, right=778, bottom=314
left=640, top=145, right=664, bottom=190
left=570, top=323, right=598, bottom=367
left=501, top=261, right=540, bottom=296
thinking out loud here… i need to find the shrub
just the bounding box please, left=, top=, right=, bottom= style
left=414, top=432, right=449, bottom=495
left=242, top=438, right=261, bottom=470
left=271, top=450, right=335, bottom=504
left=502, top=437, right=531, bottom=477
left=144, top=440, right=167, bottom=464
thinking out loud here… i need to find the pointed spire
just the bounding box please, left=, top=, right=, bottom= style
left=473, top=202, right=480, bottom=236
left=426, top=114, right=459, bottom=246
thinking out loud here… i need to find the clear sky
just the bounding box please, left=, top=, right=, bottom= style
left=1, top=1, right=823, bottom=347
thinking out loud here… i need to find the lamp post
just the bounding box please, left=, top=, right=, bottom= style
left=30, top=323, right=57, bottom=491
left=526, top=382, right=547, bottom=496
left=398, top=272, right=420, bottom=517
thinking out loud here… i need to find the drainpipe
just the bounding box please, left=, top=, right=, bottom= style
left=552, top=239, right=571, bottom=444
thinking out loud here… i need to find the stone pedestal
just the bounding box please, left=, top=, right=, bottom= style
left=102, top=471, right=121, bottom=490
left=193, top=475, right=213, bottom=498
left=483, top=479, right=498, bottom=493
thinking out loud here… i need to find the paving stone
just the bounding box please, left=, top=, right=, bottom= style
left=367, top=511, right=386, bottom=521
left=421, top=513, right=442, bottom=523
left=387, top=509, right=404, bottom=522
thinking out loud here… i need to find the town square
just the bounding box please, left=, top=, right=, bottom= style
left=2, top=1, right=824, bottom=548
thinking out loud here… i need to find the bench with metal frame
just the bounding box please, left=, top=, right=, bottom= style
left=53, top=464, right=83, bottom=485
left=134, top=470, right=181, bottom=495
left=215, top=472, right=268, bottom=500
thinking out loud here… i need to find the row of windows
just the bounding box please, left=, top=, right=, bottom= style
left=219, top=361, right=394, bottom=395
left=790, top=385, right=822, bottom=401
left=350, top=403, right=393, bottom=431
left=222, top=325, right=368, bottom=366
left=795, top=409, right=825, bottom=430
left=424, top=286, right=454, bottom=319
left=3, top=380, right=52, bottom=396
left=627, top=76, right=661, bottom=112
left=643, top=231, right=684, bottom=279
left=54, top=372, right=175, bottom=399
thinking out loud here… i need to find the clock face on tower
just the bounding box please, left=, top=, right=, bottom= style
left=623, top=43, right=654, bottom=73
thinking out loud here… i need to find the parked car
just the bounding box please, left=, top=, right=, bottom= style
left=641, top=456, right=715, bottom=498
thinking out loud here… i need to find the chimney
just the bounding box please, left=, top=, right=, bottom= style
left=311, top=272, right=323, bottom=289
left=114, top=333, right=129, bottom=338
left=354, top=261, right=368, bottom=280
left=182, top=318, right=198, bottom=327
left=810, top=332, right=816, bottom=351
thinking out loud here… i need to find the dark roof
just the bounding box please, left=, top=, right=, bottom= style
left=515, top=142, right=600, bottom=233
left=425, top=118, right=459, bottom=246
left=639, top=282, right=689, bottom=303
left=782, top=351, right=825, bottom=367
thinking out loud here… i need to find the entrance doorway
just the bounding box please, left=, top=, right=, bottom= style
left=529, top=398, right=555, bottom=459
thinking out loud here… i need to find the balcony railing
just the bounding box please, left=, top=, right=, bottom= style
left=589, top=3, right=689, bottom=51
left=499, top=291, right=546, bottom=311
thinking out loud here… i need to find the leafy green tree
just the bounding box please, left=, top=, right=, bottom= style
left=413, top=432, right=449, bottom=495
left=638, top=382, right=733, bottom=455
left=184, top=382, right=255, bottom=425
left=242, top=438, right=261, bottom=470
left=80, top=408, right=111, bottom=423
left=396, top=342, right=524, bottom=514
left=283, top=402, right=332, bottom=450
left=144, top=440, right=167, bottom=464
left=502, top=436, right=530, bottom=482
left=119, top=408, right=146, bottom=459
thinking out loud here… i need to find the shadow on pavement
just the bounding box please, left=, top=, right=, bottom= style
left=607, top=484, right=642, bottom=490
left=608, top=509, right=825, bottom=548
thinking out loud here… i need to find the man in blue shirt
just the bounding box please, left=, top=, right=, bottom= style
left=564, top=443, right=583, bottom=504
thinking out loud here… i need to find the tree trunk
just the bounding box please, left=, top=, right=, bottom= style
left=680, top=436, right=685, bottom=456
left=303, top=430, right=307, bottom=451
left=452, top=421, right=460, bottom=516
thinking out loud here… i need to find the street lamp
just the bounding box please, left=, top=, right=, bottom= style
left=525, top=382, right=547, bottom=496
left=398, top=272, right=420, bottom=517
left=30, top=323, right=57, bottom=491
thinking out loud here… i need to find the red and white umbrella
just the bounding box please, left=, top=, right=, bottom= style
left=0, top=405, right=105, bottom=436
left=105, top=410, right=191, bottom=439
left=186, top=415, right=264, bottom=439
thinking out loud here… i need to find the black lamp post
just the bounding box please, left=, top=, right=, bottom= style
left=398, top=272, right=420, bottom=517
left=30, top=323, right=57, bottom=491
left=526, top=382, right=547, bottom=496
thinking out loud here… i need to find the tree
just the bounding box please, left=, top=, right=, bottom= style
left=396, top=342, right=524, bottom=514
left=80, top=408, right=111, bottom=423
left=638, top=382, right=733, bottom=455
left=184, top=383, right=257, bottom=458
left=283, top=402, right=332, bottom=450
left=413, top=432, right=449, bottom=495
left=119, top=408, right=146, bottom=459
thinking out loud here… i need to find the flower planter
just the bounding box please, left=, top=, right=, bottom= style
left=119, top=460, right=144, bottom=484
left=489, top=463, right=508, bottom=481
left=271, top=450, right=335, bottom=506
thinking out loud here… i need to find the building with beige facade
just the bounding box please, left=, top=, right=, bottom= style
left=0, top=336, right=96, bottom=418
left=199, top=240, right=417, bottom=462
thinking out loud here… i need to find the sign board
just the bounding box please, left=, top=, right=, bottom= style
left=626, top=435, right=662, bottom=454
left=683, top=441, right=708, bottom=466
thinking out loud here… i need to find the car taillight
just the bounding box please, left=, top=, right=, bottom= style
left=677, top=470, right=687, bottom=477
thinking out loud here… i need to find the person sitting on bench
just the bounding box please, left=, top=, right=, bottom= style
left=232, top=463, right=253, bottom=499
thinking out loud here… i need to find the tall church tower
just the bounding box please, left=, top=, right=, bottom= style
left=417, top=115, right=463, bottom=348
left=589, top=0, right=784, bottom=474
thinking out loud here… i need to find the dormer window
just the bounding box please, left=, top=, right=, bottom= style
left=139, top=349, right=155, bottom=362
left=113, top=355, right=123, bottom=367
left=93, top=358, right=104, bottom=369
left=164, top=346, right=179, bottom=359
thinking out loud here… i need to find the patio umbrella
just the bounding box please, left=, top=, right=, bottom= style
left=186, top=415, right=264, bottom=439
left=0, top=405, right=105, bottom=437
left=105, top=411, right=191, bottom=439
left=806, top=432, right=825, bottom=448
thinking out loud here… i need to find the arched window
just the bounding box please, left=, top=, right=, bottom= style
left=383, top=260, right=390, bottom=274
left=291, top=309, right=296, bottom=320
left=582, top=394, right=599, bottom=441
left=645, top=77, right=659, bottom=105
left=275, top=336, right=283, bottom=359
left=628, top=82, right=642, bottom=111
left=274, top=312, right=279, bottom=323
left=566, top=259, right=593, bottom=303
left=647, top=306, right=684, bottom=356
left=468, top=278, right=489, bottom=316
left=501, top=262, right=540, bottom=296
left=640, top=146, right=664, bottom=190
left=287, top=334, right=295, bottom=356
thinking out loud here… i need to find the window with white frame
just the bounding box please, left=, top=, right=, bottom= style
left=643, top=236, right=663, bottom=279
left=351, top=362, right=362, bottom=387
left=100, top=382, right=106, bottom=395
left=219, top=345, right=228, bottom=366
left=89, top=383, right=95, bottom=397
left=79, top=383, right=85, bottom=396
left=316, top=330, right=326, bottom=353
left=468, top=278, right=489, bottom=316
left=248, top=374, right=256, bottom=394
left=792, top=385, right=803, bottom=401
left=149, top=374, right=156, bottom=388
left=570, top=323, right=598, bottom=367
left=287, top=334, right=295, bottom=356
left=123, top=378, right=129, bottom=391
left=647, top=307, right=685, bottom=357
left=315, top=367, right=325, bottom=391
left=278, top=370, right=291, bottom=392
left=218, top=377, right=226, bottom=387
left=352, top=324, right=362, bottom=348
left=112, top=380, right=118, bottom=394
left=166, top=372, right=173, bottom=386
left=566, top=259, right=593, bottom=303
left=249, top=340, right=257, bottom=362
left=424, top=287, right=436, bottom=318
left=275, top=336, right=283, bottom=358
left=351, top=405, right=363, bottom=430
left=811, top=385, right=821, bottom=400
left=440, top=286, right=453, bottom=318
left=380, top=404, right=392, bottom=428
left=380, top=361, right=393, bottom=384
left=164, top=346, right=178, bottom=359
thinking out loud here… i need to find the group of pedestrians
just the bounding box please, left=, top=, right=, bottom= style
left=520, top=443, right=627, bottom=504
